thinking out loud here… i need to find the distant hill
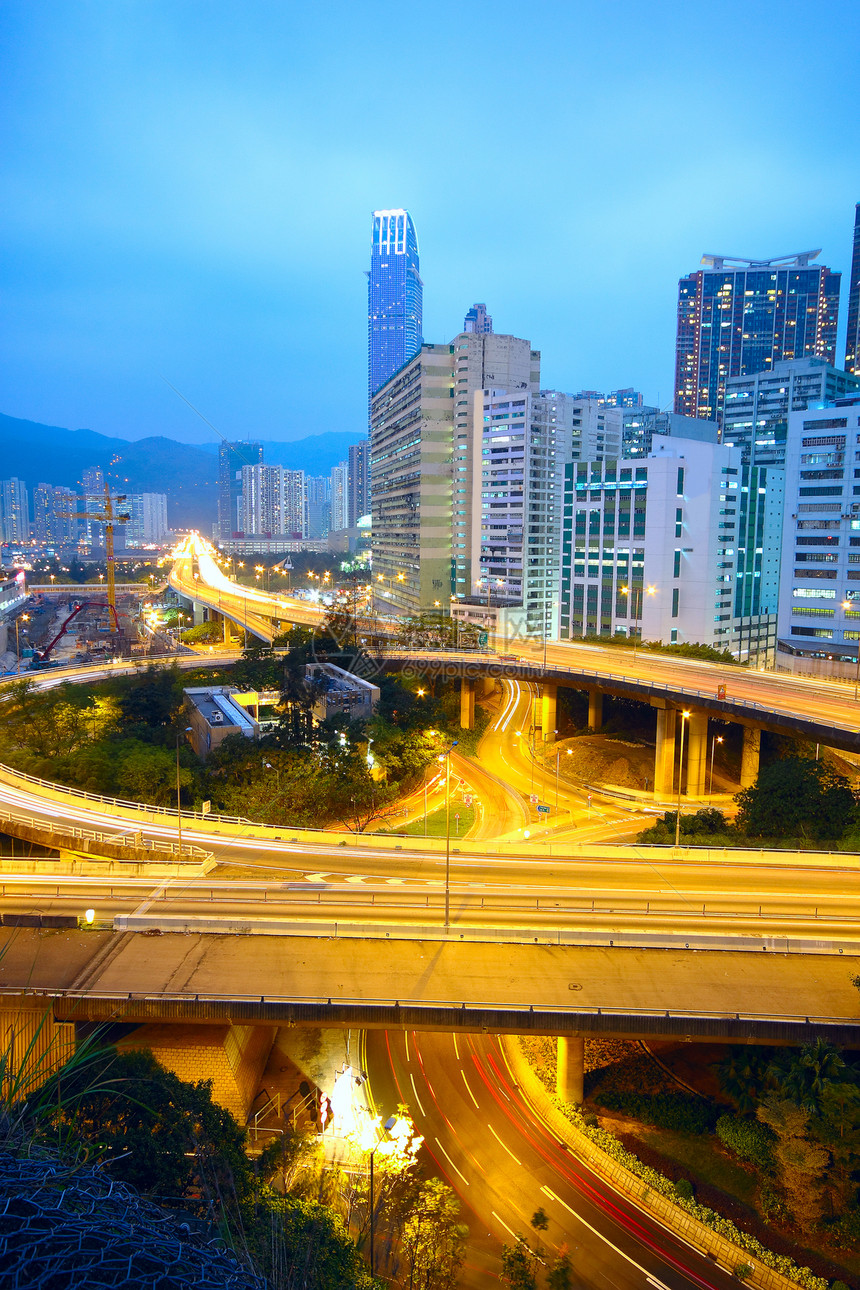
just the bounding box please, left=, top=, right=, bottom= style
left=0, top=414, right=365, bottom=532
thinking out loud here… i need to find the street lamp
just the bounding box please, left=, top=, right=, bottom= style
left=619, top=583, right=656, bottom=656
left=674, top=710, right=691, bottom=848
left=439, top=742, right=459, bottom=930
left=842, top=601, right=860, bottom=698
left=14, top=614, right=30, bottom=675
left=555, top=744, right=572, bottom=811
left=708, top=734, right=723, bottom=796
left=175, top=726, right=192, bottom=855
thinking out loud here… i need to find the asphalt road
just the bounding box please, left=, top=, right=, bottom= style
left=366, top=1028, right=739, bottom=1290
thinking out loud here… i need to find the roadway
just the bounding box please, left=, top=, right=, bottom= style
left=367, top=1028, right=741, bottom=1290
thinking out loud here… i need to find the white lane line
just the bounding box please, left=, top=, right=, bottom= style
left=452, top=1034, right=460, bottom=1059
left=404, top=1032, right=410, bottom=1063
left=435, top=1138, right=469, bottom=1186
left=492, top=1210, right=523, bottom=1242
left=461, top=1069, right=480, bottom=1109
left=409, top=1073, right=426, bottom=1118
left=488, top=1122, right=522, bottom=1166
left=541, top=1185, right=655, bottom=1280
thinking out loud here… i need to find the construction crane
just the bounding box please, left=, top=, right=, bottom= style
left=63, top=482, right=130, bottom=632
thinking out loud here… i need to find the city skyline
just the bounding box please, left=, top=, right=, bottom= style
left=1, top=1, right=858, bottom=444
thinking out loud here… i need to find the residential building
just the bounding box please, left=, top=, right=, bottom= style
left=574, top=388, right=644, bottom=408
left=33, top=484, right=78, bottom=547
left=367, top=209, right=422, bottom=408
left=776, top=397, right=860, bottom=669
left=722, top=358, right=860, bottom=469
left=305, top=475, right=331, bottom=539
left=464, top=302, right=493, bottom=334
left=123, top=493, right=169, bottom=546
left=305, top=663, right=380, bottom=723
left=845, top=204, right=860, bottom=377
left=559, top=437, right=782, bottom=665
left=0, top=478, right=30, bottom=544
left=218, top=441, right=263, bottom=539
left=347, top=440, right=370, bottom=526
left=330, top=462, right=349, bottom=531
left=570, top=397, right=623, bottom=461
left=620, top=408, right=719, bottom=460
left=675, top=251, right=841, bottom=425
left=370, top=343, right=455, bottom=615
left=236, top=465, right=305, bottom=538
left=281, top=470, right=306, bottom=538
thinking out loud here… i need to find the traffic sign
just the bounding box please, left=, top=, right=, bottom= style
left=529, top=793, right=538, bottom=804
left=537, top=804, right=550, bottom=814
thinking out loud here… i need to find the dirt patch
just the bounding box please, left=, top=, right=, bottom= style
left=535, top=734, right=655, bottom=790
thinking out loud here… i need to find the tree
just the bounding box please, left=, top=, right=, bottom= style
left=399, top=1175, right=468, bottom=1289
left=714, top=1046, right=775, bottom=1115
left=772, top=1039, right=848, bottom=1116
left=116, top=665, right=182, bottom=729
left=757, top=1094, right=829, bottom=1228
left=734, top=756, right=857, bottom=840
left=547, top=1250, right=574, bottom=1290
left=500, top=1236, right=538, bottom=1289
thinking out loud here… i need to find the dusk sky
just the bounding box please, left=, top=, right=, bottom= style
left=1, top=0, right=858, bottom=445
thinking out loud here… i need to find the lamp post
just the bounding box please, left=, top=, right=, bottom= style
left=175, top=726, right=192, bottom=855
left=619, top=583, right=656, bottom=656
left=369, top=1114, right=397, bottom=1277
left=555, top=744, right=572, bottom=812
left=674, top=710, right=690, bottom=848
left=440, top=741, right=458, bottom=930
left=842, top=600, right=860, bottom=698
left=14, top=614, right=29, bottom=675
left=708, top=734, right=723, bottom=796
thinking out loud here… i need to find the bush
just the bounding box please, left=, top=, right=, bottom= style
left=734, top=1263, right=754, bottom=1281
left=594, top=1090, right=717, bottom=1135
left=674, top=1178, right=694, bottom=1201
left=715, top=1114, right=775, bottom=1172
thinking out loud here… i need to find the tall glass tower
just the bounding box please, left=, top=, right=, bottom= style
left=367, top=209, right=422, bottom=410
left=845, top=204, right=860, bottom=376
left=674, top=251, right=841, bottom=425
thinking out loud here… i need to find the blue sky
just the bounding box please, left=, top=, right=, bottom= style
left=1, top=0, right=858, bottom=444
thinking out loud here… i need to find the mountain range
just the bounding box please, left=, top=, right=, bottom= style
left=0, top=414, right=362, bottom=532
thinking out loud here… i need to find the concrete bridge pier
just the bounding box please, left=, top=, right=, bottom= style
left=556, top=1035, right=584, bottom=1104
left=587, top=688, right=603, bottom=732
left=191, top=600, right=207, bottom=627
left=686, top=712, right=709, bottom=797
left=459, top=679, right=475, bottom=730
left=740, top=726, right=761, bottom=788
left=541, top=683, right=558, bottom=742
left=654, top=707, right=677, bottom=798
left=208, top=609, right=233, bottom=646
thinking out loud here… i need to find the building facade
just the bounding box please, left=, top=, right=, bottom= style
left=620, top=408, right=719, bottom=460
left=218, top=442, right=263, bottom=539
left=777, top=398, right=860, bottom=662
left=559, top=437, right=781, bottom=664
left=674, top=252, right=841, bottom=425
left=347, top=440, right=370, bottom=526
left=845, top=204, right=860, bottom=377
left=123, top=493, right=169, bottom=546
left=463, top=302, right=493, bottom=334
left=330, top=462, right=349, bottom=531
left=305, top=475, right=331, bottom=538
left=722, top=358, right=860, bottom=469
left=33, top=484, right=78, bottom=547
left=0, top=478, right=30, bottom=544
left=367, top=209, right=422, bottom=408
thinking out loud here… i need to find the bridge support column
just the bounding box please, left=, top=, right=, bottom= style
left=541, top=683, right=558, bottom=742
left=654, top=708, right=677, bottom=798
left=191, top=600, right=206, bottom=626
left=686, top=713, right=708, bottom=798
left=556, top=1035, right=584, bottom=1104
left=587, top=689, right=603, bottom=732
left=459, top=679, right=475, bottom=730
left=740, top=727, right=761, bottom=788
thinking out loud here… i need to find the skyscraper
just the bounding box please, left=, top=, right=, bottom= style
left=347, top=441, right=370, bottom=526
left=464, top=302, right=493, bottom=334
left=330, top=463, right=349, bottom=531
left=367, top=209, right=422, bottom=407
left=0, top=478, right=30, bottom=543
left=675, top=251, right=841, bottom=425
left=218, top=442, right=263, bottom=539
left=34, top=484, right=78, bottom=547
left=845, top=204, right=860, bottom=376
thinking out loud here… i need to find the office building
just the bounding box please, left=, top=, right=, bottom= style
left=621, top=408, right=719, bottom=460
left=675, top=251, right=841, bottom=425
left=218, top=442, right=263, bottom=539
left=0, top=478, right=30, bottom=544
left=574, top=388, right=644, bottom=408
left=347, top=440, right=370, bottom=525
left=723, top=358, right=860, bottom=469
left=776, top=397, right=860, bottom=670
left=123, top=493, right=169, bottom=546
left=305, top=475, right=331, bottom=539
left=367, top=209, right=422, bottom=408
left=464, top=302, right=493, bottom=334
left=370, top=343, right=455, bottom=615
left=330, top=462, right=349, bottom=531
left=559, top=437, right=781, bottom=665
left=33, top=484, right=78, bottom=547
left=845, top=204, right=860, bottom=376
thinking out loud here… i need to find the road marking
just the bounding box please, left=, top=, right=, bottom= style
left=344, top=875, right=368, bottom=883
left=488, top=1122, right=522, bottom=1165
left=461, top=1069, right=480, bottom=1108
left=435, top=1138, right=469, bottom=1185
left=131, top=881, right=168, bottom=918
left=385, top=877, right=404, bottom=884
left=409, top=1073, right=426, bottom=1117
left=492, top=1210, right=522, bottom=1242
left=541, top=1185, right=653, bottom=1280
left=404, top=1032, right=410, bottom=1063
left=305, top=872, right=330, bottom=882
left=452, top=1034, right=459, bottom=1059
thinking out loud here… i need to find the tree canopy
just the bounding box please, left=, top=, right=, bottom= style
left=734, top=756, right=857, bottom=840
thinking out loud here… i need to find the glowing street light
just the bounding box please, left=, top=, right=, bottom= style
left=675, top=710, right=691, bottom=848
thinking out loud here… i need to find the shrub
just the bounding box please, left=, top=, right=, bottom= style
left=594, top=1090, right=717, bottom=1135
left=673, top=1178, right=694, bottom=1201
left=715, top=1114, right=775, bottom=1172
left=734, top=1263, right=754, bottom=1281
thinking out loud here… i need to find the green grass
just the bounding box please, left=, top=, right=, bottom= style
left=637, top=1127, right=758, bottom=1205
left=389, top=803, right=477, bottom=838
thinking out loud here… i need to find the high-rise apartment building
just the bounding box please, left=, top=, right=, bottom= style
left=845, top=205, right=860, bottom=377
left=777, top=397, right=860, bottom=664
left=570, top=398, right=623, bottom=461
left=621, top=408, right=719, bottom=460
left=574, top=388, right=644, bottom=408
left=236, top=465, right=304, bottom=538
left=33, top=484, right=78, bottom=547
left=0, top=478, right=30, bottom=543
left=330, top=462, right=349, bottom=531
left=123, top=493, right=169, bottom=546
left=347, top=441, right=370, bottom=526
left=367, top=209, right=422, bottom=408
left=675, top=252, right=841, bottom=425
left=464, top=302, right=493, bottom=334
left=723, top=358, right=860, bottom=469
left=218, top=442, right=263, bottom=539
left=282, top=470, right=306, bottom=539
left=305, top=476, right=331, bottom=539
left=81, top=467, right=105, bottom=547
left=559, top=438, right=781, bottom=664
